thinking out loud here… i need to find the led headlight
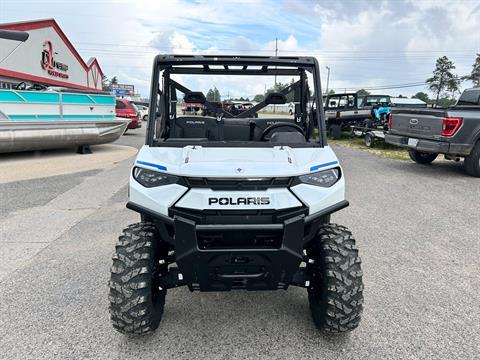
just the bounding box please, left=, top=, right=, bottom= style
left=133, top=167, right=178, bottom=188
left=298, top=168, right=340, bottom=187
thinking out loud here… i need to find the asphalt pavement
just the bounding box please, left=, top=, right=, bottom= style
left=0, top=124, right=479, bottom=359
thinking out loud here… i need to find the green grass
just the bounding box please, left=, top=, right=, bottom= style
left=329, top=131, right=411, bottom=161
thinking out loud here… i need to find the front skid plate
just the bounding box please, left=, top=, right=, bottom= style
left=174, top=216, right=304, bottom=291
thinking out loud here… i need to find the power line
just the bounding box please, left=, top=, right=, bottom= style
left=78, top=49, right=475, bottom=63
left=78, top=47, right=476, bottom=58
left=75, top=41, right=478, bottom=54
left=331, top=82, right=427, bottom=91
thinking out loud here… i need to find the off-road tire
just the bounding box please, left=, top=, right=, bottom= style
left=408, top=150, right=438, bottom=164
left=364, top=133, right=375, bottom=147
left=109, top=222, right=168, bottom=335
left=306, top=224, right=363, bottom=333
left=329, top=124, right=341, bottom=140
left=464, top=140, right=480, bottom=177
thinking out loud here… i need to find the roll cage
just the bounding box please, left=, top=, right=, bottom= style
left=146, top=55, right=327, bottom=147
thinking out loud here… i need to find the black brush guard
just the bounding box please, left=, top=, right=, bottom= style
left=173, top=215, right=304, bottom=291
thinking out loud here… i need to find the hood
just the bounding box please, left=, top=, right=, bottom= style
left=135, top=145, right=340, bottom=177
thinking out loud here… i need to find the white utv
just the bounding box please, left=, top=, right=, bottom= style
left=109, top=55, right=363, bottom=335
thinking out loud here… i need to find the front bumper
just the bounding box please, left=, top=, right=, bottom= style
left=174, top=214, right=304, bottom=291
left=127, top=200, right=348, bottom=291
left=385, top=133, right=472, bottom=156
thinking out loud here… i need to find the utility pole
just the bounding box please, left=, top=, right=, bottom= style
left=274, top=37, right=278, bottom=113
left=325, top=66, right=330, bottom=95
left=274, top=37, right=278, bottom=86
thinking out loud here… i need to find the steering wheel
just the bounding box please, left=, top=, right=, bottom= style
left=15, top=82, right=27, bottom=90
left=260, top=122, right=306, bottom=141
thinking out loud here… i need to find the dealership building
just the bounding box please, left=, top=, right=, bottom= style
left=0, top=19, right=104, bottom=91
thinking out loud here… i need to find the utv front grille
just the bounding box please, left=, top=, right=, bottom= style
left=169, top=207, right=308, bottom=225
left=197, top=229, right=283, bottom=250
left=184, top=177, right=293, bottom=190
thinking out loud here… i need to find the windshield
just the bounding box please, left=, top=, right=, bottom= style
left=457, top=89, right=480, bottom=106
left=325, top=94, right=356, bottom=109
left=147, top=56, right=324, bottom=148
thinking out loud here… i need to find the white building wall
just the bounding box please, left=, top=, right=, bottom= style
left=0, top=25, right=102, bottom=90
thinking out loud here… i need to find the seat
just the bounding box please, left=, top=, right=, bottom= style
left=169, top=116, right=222, bottom=140
left=222, top=119, right=252, bottom=141
left=270, top=132, right=306, bottom=143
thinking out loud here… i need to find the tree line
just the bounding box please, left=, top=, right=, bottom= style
left=336, top=54, right=480, bottom=108
left=205, top=80, right=297, bottom=103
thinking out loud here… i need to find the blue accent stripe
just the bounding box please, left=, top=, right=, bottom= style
left=310, top=161, right=339, bottom=172
left=61, top=94, right=94, bottom=104
left=136, top=160, right=167, bottom=171
left=0, top=90, right=116, bottom=105
left=8, top=115, right=39, bottom=120
left=0, top=91, right=23, bottom=102
left=90, top=95, right=115, bottom=105
left=19, top=92, right=59, bottom=103
left=63, top=114, right=116, bottom=119
left=8, top=114, right=116, bottom=120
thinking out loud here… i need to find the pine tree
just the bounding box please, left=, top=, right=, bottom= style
left=426, top=56, right=460, bottom=107
left=464, top=53, right=480, bottom=87
left=213, top=87, right=221, bottom=102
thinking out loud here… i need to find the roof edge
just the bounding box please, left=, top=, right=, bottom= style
left=0, top=18, right=103, bottom=76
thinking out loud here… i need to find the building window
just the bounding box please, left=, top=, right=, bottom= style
left=0, top=82, right=16, bottom=89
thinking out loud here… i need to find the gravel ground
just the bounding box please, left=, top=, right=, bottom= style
left=0, top=130, right=479, bottom=359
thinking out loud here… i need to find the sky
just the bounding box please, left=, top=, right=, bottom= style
left=0, top=0, right=479, bottom=99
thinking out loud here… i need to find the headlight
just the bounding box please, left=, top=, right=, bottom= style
left=298, top=168, right=340, bottom=187
left=133, top=167, right=178, bottom=188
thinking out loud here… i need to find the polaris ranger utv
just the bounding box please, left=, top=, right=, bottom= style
left=109, top=55, right=363, bottom=335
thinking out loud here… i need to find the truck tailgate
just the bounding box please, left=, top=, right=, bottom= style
left=390, top=109, right=446, bottom=140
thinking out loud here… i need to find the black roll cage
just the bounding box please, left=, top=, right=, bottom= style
left=146, top=55, right=327, bottom=147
